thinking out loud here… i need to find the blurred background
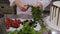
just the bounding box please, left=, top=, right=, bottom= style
left=0, top=0, right=59, bottom=14
left=0, top=0, right=15, bottom=14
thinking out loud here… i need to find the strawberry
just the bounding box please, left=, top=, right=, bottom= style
left=18, top=19, right=22, bottom=24
left=11, top=23, right=19, bottom=28
left=6, top=18, right=22, bottom=28
left=6, top=24, right=10, bottom=29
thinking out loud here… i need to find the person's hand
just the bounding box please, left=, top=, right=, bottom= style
left=14, top=0, right=29, bottom=12
left=19, top=3, right=29, bottom=12
left=34, top=2, right=43, bottom=8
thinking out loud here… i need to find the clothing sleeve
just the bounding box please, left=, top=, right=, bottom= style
left=38, top=0, right=52, bottom=10
left=9, top=0, right=15, bottom=6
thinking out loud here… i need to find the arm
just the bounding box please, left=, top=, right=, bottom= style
left=9, top=0, right=28, bottom=11
left=14, top=0, right=28, bottom=11
left=9, top=0, right=23, bottom=7
left=14, top=0, right=23, bottom=7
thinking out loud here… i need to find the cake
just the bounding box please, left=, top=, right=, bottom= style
left=50, top=1, right=60, bottom=27
left=45, top=1, right=60, bottom=31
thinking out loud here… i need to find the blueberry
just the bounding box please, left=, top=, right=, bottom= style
left=24, top=20, right=29, bottom=24
left=30, top=20, right=32, bottom=21
left=35, top=22, right=37, bottom=24
left=29, top=22, right=33, bottom=26
left=31, top=21, right=35, bottom=24
left=29, top=21, right=35, bottom=26
left=34, top=25, right=37, bottom=28
left=24, top=20, right=28, bottom=22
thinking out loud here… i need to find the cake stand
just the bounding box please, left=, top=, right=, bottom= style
left=44, top=16, right=60, bottom=34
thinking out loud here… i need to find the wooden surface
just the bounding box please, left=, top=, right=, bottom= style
left=0, top=4, right=15, bottom=14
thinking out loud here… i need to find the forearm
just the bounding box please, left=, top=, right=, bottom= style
left=14, top=0, right=28, bottom=12
left=9, top=0, right=21, bottom=7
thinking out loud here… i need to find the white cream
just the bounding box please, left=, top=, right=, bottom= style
left=53, top=1, right=60, bottom=7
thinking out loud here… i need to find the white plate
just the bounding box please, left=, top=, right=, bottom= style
left=6, top=18, right=41, bottom=32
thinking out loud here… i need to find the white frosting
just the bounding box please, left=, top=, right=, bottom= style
left=53, top=1, right=60, bottom=7
left=45, top=1, right=60, bottom=31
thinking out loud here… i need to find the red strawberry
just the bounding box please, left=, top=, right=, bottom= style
left=15, top=19, right=22, bottom=24
left=6, top=18, right=12, bottom=25
left=6, top=24, right=10, bottom=29
left=18, top=20, right=22, bottom=24
left=6, top=18, right=22, bottom=28
left=11, top=23, right=19, bottom=28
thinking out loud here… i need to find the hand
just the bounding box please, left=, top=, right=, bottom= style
left=14, top=0, right=29, bottom=12
left=19, top=3, right=28, bottom=12
left=34, top=2, right=42, bottom=8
